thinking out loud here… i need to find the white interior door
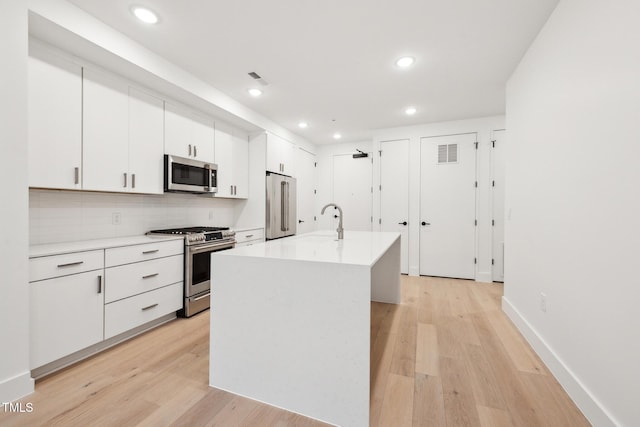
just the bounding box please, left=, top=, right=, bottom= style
left=491, top=130, right=506, bottom=282
left=380, top=140, right=409, bottom=274
left=296, top=148, right=316, bottom=234
left=420, top=133, right=477, bottom=279
left=332, top=153, right=372, bottom=231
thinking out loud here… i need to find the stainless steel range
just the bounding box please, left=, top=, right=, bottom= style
left=147, top=226, right=235, bottom=317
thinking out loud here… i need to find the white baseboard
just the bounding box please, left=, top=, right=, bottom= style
left=0, top=371, right=34, bottom=403
left=408, top=266, right=420, bottom=277
left=501, top=297, right=618, bottom=427
left=475, top=271, right=492, bottom=283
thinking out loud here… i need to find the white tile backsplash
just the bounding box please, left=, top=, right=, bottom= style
left=29, top=189, right=239, bottom=245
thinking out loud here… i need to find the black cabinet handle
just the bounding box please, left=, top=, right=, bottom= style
left=398, top=221, right=408, bottom=226
left=298, top=219, right=305, bottom=223
left=334, top=215, right=339, bottom=218
left=421, top=221, right=430, bottom=226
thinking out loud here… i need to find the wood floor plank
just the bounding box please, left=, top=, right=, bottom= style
left=378, top=373, right=414, bottom=427
left=415, top=323, right=439, bottom=376
left=485, top=309, right=546, bottom=374
left=462, top=343, right=507, bottom=409
left=389, top=305, right=418, bottom=377
left=412, top=373, right=446, bottom=427
left=370, top=332, right=397, bottom=426
left=476, top=405, right=513, bottom=427
left=440, top=356, right=482, bottom=427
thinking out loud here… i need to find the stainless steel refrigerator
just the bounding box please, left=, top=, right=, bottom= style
left=266, top=173, right=297, bottom=240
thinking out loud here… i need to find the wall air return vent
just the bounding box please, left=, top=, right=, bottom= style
left=248, top=71, right=269, bottom=86
left=437, top=144, right=458, bottom=164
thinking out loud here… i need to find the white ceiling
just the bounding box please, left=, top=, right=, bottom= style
left=66, top=0, right=559, bottom=145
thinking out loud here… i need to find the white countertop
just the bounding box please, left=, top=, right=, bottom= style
left=29, top=235, right=184, bottom=258
left=217, top=230, right=400, bottom=266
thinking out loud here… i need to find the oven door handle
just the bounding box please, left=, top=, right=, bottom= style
left=188, top=242, right=235, bottom=255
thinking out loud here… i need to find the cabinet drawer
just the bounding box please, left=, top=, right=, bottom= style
left=105, top=239, right=183, bottom=267
left=104, top=283, right=182, bottom=339
left=105, top=255, right=183, bottom=303
left=235, top=228, right=264, bottom=244
left=29, top=250, right=104, bottom=282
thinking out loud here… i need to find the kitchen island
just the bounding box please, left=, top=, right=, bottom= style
left=209, top=230, right=401, bottom=427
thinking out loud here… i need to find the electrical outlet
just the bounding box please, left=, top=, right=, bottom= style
left=112, top=212, right=122, bottom=225
left=540, top=292, right=547, bottom=313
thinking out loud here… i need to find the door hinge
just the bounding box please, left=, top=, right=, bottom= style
left=474, top=258, right=477, bottom=264
left=371, top=186, right=373, bottom=193
left=475, top=142, right=479, bottom=149
left=492, top=219, right=495, bottom=226
left=314, top=189, right=317, bottom=194
left=492, top=140, right=496, bottom=148
left=314, top=216, right=317, bottom=221
left=475, top=219, right=477, bottom=226
left=475, top=181, right=478, bottom=188
left=379, top=185, right=382, bottom=191
left=371, top=157, right=373, bottom=164
left=492, top=180, right=495, bottom=187
left=379, top=218, right=382, bottom=225
left=371, top=216, right=373, bottom=222
left=492, top=258, right=495, bottom=265
left=379, top=150, right=382, bottom=156
left=314, top=162, right=317, bottom=167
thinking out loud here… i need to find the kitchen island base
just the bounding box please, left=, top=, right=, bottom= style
left=210, top=231, right=401, bottom=427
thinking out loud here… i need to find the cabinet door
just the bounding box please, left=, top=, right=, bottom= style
left=165, top=102, right=194, bottom=158
left=30, top=271, right=104, bottom=368
left=280, top=139, right=296, bottom=177
left=28, top=44, right=82, bottom=189
left=266, top=133, right=296, bottom=176
left=232, top=128, right=249, bottom=198
left=83, top=68, right=129, bottom=192
left=165, top=102, right=215, bottom=163
left=192, top=112, right=215, bottom=163
left=129, top=88, right=164, bottom=194
left=214, top=121, right=234, bottom=197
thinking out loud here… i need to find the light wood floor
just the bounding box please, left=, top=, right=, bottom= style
left=0, top=276, right=589, bottom=426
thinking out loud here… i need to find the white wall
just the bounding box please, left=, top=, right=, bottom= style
left=504, top=0, right=640, bottom=425
left=372, top=116, right=504, bottom=277
left=0, top=0, right=34, bottom=403
left=29, top=190, right=241, bottom=245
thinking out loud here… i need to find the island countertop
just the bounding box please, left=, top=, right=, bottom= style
left=218, top=230, right=400, bottom=266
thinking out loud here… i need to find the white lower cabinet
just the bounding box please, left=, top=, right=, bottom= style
left=29, top=237, right=184, bottom=375
left=29, top=254, right=105, bottom=369
left=104, top=283, right=182, bottom=339
left=235, top=228, right=265, bottom=247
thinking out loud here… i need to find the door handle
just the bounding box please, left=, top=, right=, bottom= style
left=421, top=221, right=430, bottom=226
left=398, top=221, right=408, bottom=226
left=334, top=215, right=338, bottom=219
left=298, top=219, right=304, bottom=224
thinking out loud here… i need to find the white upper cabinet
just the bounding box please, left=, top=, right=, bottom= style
left=214, top=121, right=248, bottom=198
left=82, top=67, right=130, bottom=192
left=83, top=68, right=164, bottom=194
left=265, top=132, right=296, bottom=177
left=128, top=88, right=164, bottom=194
left=165, top=102, right=215, bottom=163
left=28, top=43, right=82, bottom=190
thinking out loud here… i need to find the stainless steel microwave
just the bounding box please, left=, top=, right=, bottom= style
left=164, top=155, right=218, bottom=194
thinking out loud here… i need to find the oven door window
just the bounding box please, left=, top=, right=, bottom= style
left=172, top=162, right=208, bottom=186
left=191, top=251, right=211, bottom=286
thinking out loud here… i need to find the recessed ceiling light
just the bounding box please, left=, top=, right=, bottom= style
left=333, top=133, right=342, bottom=140
left=395, top=56, right=415, bottom=68
left=405, top=107, right=417, bottom=115
left=298, top=122, right=308, bottom=129
left=131, top=6, right=159, bottom=24
left=248, top=88, right=263, bottom=97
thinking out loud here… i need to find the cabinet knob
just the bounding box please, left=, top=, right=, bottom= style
left=421, top=221, right=430, bottom=226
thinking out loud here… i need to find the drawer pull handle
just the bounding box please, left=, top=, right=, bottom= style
left=193, top=294, right=209, bottom=302
left=245, top=234, right=254, bottom=238
left=57, top=261, right=84, bottom=268
left=142, top=250, right=159, bottom=255
left=142, top=273, right=159, bottom=279
left=97, top=275, right=103, bottom=294
left=141, top=303, right=158, bottom=311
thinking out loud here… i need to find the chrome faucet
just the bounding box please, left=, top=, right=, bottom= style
left=321, top=203, right=344, bottom=240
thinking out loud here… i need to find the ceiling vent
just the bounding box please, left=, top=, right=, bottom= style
left=248, top=71, right=269, bottom=86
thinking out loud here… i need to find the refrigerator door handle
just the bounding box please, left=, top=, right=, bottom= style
left=286, top=181, right=290, bottom=231
left=281, top=181, right=287, bottom=232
